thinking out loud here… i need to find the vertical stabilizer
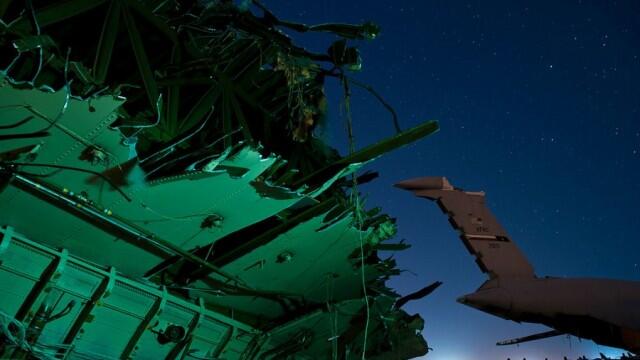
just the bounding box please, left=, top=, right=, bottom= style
left=396, top=177, right=535, bottom=280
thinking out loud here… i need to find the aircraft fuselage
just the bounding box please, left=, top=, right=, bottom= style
left=459, top=277, right=640, bottom=353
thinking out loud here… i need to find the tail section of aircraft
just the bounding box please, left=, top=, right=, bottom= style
left=396, top=177, right=535, bottom=280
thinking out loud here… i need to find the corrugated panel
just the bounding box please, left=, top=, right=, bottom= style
left=0, top=268, right=35, bottom=316
left=0, top=237, right=55, bottom=279
left=189, top=315, right=234, bottom=358
left=57, top=262, right=104, bottom=298
left=74, top=304, right=144, bottom=358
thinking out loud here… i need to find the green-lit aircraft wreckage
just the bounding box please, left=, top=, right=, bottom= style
left=0, top=1, right=440, bottom=359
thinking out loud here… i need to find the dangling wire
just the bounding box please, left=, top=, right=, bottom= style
left=115, top=93, right=163, bottom=137
left=355, top=200, right=370, bottom=360
left=6, top=162, right=132, bottom=202
left=345, top=76, right=401, bottom=133
left=43, top=47, right=72, bottom=132
left=341, top=73, right=355, bottom=155
left=326, top=274, right=338, bottom=360
left=341, top=73, right=370, bottom=360
left=27, top=0, right=43, bottom=85
left=138, top=105, right=214, bottom=164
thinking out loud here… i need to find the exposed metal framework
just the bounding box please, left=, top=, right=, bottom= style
left=0, top=226, right=255, bottom=359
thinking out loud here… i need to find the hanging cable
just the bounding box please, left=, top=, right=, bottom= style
left=47, top=300, right=76, bottom=322
left=138, top=105, right=214, bottom=164
left=346, top=76, right=401, bottom=133
left=356, top=202, right=370, bottom=360
left=326, top=275, right=338, bottom=360
left=26, top=0, right=43, bottom=85
left=341, top=74, right=356, bottom=155
left=114, top=94, right=163, bottom=138
left=46, top=46, right=73, bottom=132
left=341, top=73, right=370, bottom=360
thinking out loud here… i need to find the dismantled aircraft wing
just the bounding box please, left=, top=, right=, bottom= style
left=0, top=1, right=438, bottom=359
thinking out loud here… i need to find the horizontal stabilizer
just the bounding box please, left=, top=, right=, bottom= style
left=496, top=330, right=564, bottom=346
left=395, top=177, right=454, bottom=192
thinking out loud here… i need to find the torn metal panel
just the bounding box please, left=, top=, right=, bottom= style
left=0, top=77, right=362, bottom=273
left=0, top=77, right=128, bottom=179
left=219, top=213, right=372, bottom=303
left=0, top=83, right=327, bottom=275
left=105, top=147, right=304, bottom=251
left=187, top=207, right=400, bottom=322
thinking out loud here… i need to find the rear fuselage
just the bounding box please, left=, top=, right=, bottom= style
left=459, top=277, right=640, bottom=353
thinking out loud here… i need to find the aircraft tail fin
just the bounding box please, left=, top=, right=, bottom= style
left=396, top=177, right=535, bottom=280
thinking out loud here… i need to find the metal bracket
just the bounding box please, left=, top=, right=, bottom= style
left=103, top=267, right=117, bottom=299
left=0, top=225, right=14, bottom=258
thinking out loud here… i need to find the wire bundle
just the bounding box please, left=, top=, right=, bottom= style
left=0, top=309, right=71, bottom=360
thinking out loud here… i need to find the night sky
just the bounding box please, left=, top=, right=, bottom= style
left=269, top=1, right=640, bottom=359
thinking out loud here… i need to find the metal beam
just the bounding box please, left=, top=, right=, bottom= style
left=62, top=267, right=116, bottom=347
left=15, top=248, right=68, bottom=322
left=125, top=0, right=179, bottom=44
left=165, top=44, right=182, bottom=134
left=176, top=84, right=220, bottom=135
left=11, top=0, right=107, bottom=32
left=212, top=325, right=235, bottom=359
left=166, top=298, right=204, bottom=360
left=122, top=4, right=160, bottom=113
left=92, top=0, right=122, bottom=84
left=121, top=287, right=168, bottom=358
left=291, top=120, right=439, bottom=188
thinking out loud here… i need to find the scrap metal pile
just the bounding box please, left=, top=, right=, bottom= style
left=0, top=1, right=439, bottom=359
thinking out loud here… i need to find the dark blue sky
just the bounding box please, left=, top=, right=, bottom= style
left=270, top=1, right=640, bottom=358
